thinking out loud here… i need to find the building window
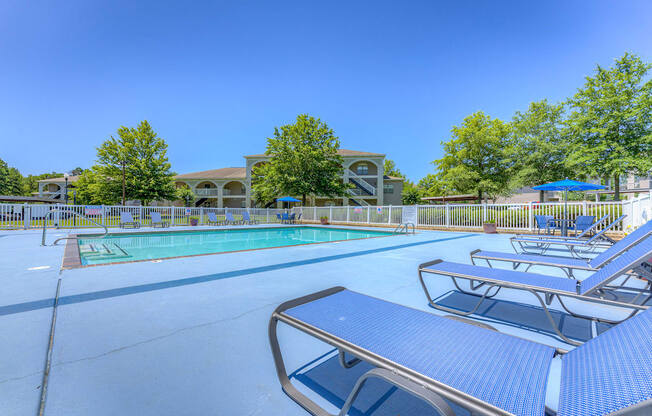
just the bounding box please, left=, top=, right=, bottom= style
left=356, top=163, right=368, bottom=175
left=383, top=184, right=394, bottom=194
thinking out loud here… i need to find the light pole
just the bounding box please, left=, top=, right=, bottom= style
left=63, top=172, right=69, bottom=205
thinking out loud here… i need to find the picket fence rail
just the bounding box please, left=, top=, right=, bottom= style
left=2, top=195, right=650, bottom=233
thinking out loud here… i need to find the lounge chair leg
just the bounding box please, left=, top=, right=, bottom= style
left=338, top=368, right=455, bottom=416
left=338, top=349, right=361, bottom=369
left=526, top=290, right=582, bottom=346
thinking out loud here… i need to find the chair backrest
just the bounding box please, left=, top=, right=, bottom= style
left=207, top=212, right=217, bottom=221
left=290, top=213, right=296, bottom=220
left=534, top=215, right=549, bottom=229
left=584, top=214, right=627, bottom=245
left=276, top=213, right=281, bottom=220
left=589, top=220, right=652, bottom=268
left=242, top=211, right=251, bottom=221
left=580, top=234, right=652, bottom=295
left=282, top=213, right=289, bottom=220
left=573, top=215, right=595, bottom=231
left=575, top=214, right=608, bottom=238
left=151, top=212, right=161, bottom=223
left=226, top=212, right=235, bottom=221
left=558, top=306, right=652, bottom=416
left=120, top=212, right=133, bottom=223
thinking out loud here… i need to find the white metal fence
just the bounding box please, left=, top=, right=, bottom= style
left=1, top=196, right=650, bottom=232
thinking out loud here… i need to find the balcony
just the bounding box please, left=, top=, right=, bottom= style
left=194, top=188, right=219, bottom=197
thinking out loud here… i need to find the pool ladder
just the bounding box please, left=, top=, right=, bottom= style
left=41, top=209, right=108, bottom=246
left=393, top=222, right=415, bottom=234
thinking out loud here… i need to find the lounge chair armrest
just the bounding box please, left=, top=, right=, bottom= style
left=418, top=259, right=444, bottom=271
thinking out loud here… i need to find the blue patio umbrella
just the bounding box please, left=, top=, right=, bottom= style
left=533, top=178, right=607, bottom=217
left=276, top=196, right=301, bottom=202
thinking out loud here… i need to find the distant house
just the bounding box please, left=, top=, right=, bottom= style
left=174, top=149, right=404, bottom=208
left=36, top=176, right=79, bottom=201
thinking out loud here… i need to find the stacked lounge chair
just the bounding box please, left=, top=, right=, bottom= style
left=150, top=212, right=170, bottom=228
left=510, top=214, right=626, bottom=257
left=270, top=286, right=652, bottom=416
left=119, top=211, right=140, bottom=229
left=471, top=219, right=652, bottom=277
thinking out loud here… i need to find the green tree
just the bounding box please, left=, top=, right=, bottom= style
left=401, top=182, right=423, bottom=205
left=0, top=158, right=24, bottom=195
left=175, top=186, right=196, bottom=206
left=418, top=173, right=452, bottom=197
left=508, top=100, right=572, bottom=201
left=434, top=112, right=512, bottom=203
left=93, top=120, right=177, bottom=205
left=74, top=170, right=121, bottom=205
left=566, top=52, right=652, bottom=200
left=383, top=159, right=405, bottom=178
left=252, top=114, right=350, bottom=205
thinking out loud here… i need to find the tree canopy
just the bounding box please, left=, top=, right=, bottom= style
left=0, top=158, right=23, bottom=196
left=77, top=120, right=177, bottom=205
left=251, top=114, right=350, bottom=205
left=565, top=53, right=652, bottom=200
left=434, top=112, right=512, bottom=203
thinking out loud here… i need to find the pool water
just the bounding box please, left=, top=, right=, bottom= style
left=77, top=226, right=394, bottom=265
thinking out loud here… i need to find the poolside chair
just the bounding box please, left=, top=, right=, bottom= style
left=571, top=215, right=595, bottom=236
left=270, top=287, right=652, bottom=416
left=288, top=213, right=296, bottom=224
left=119, top=211, right=140, bottom=229
left=471, top=219, right=652, bottom=277
left=419, top=235, right=652, bottom=345
left=511, top=214, right=625, bottom=258
left=281, top=213, right=290, bottom=224
left=225, top=212, right=241, bottom=225
left=242, top=211, right=257, bottom=225
left=534, top=214, right=554, bottom=234
left=150, top=212, right=169, bottom=228
left=276, top=213, right=282, bottom=223
left=206, top=212, right=220, bottom=226
left=514, top=214, right=609, bottom=242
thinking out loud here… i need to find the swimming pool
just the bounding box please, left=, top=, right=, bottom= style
left=76, top=226, right=394, bottom=265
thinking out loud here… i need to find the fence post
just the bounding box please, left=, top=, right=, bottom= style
left=200, top=207, right=204, bottom=225
left=330, top=206, right=333, bottom=223
left=314, top=206, right=317, bottom=221
left=101, top=205, right=105, bottom=226
left=23, top=204, right=29, bottom=229
left=171, top=207, right=175, bottom=226
left=346, top=206, right=350, bottom=223
left=388, top=205, right=392, bottom=224
left=582, top=200, right=587, bottom=216
left=482, top=204, right=487, bottom=222
left=266, top=208, right=269, bottom=223
left=528, top=201, right=533, bottom=231
left=366, top=207, right=370, bottom=224
left=139, top=206, right=143, bottom=224
left=414, top=205, right=419, bottom=226
left=445, top=204, right=450, bottom=228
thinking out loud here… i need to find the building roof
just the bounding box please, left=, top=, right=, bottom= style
left=244, top=149, right=385, bottom=158
left=384, top=175, right=404, bottom=181
left=0, top=195, right=61, bottom=204
left=38, top=175, right=80, bottom=183
left=175, top=167, right=247, bottom=180
left=421, top=194, right=479, bottom=203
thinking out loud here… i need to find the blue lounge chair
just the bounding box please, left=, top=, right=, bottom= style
left=270, top=287, right=652, bottom=416
left=225, top=212, right=241, bottom=225
left=511, top=215, right=626, bottom=257
left=150, top=212, right=169, bottom=228
left=288, top=213, right=296, bottom=224
left=276, top=213, right=282, bottom=223
left=514, top=214, right=609, bottom=242
left=206, top=212, right=219, bottom=226
left=119, top=211, right=140, bottom=229
left=471, top=219, right=652, bottom=277
left=419, top=236, right=652, bottom=345
left=242, top=211, right=257, bottom=225
left=281, top=213, right=290, bottom=224
left=571, top=215, right=595, bottom=236
left=534, top=214, right=554, bottom=234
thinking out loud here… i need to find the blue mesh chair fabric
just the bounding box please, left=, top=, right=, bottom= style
left=589, top=220, right=652, bottom=268
left=425, top=261, right=578, bottom=292
left=285, top=290, right=556, bottom=415
left=580, top=236, right=652, bottom=295
left=558, top=307, right=652, bottom=416
left=473, top=250, right=591, bottom=269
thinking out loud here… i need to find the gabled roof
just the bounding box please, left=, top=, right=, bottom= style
left=244, top=149, right=385, bottom=158
left=175, top=167, right=246, bottom=180
left=384, top=175, right=404, bottom=181
left=38, top=175, right=80, bottom=183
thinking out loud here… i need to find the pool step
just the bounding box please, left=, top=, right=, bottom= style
left=79, top=242, right=130, bottom=260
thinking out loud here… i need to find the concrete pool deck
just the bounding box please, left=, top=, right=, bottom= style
left=0, top=225, right=638, bottom=415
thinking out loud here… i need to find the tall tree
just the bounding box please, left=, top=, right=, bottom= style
left=93, top=120, right=177, bottom=205
left=434, top=112, right=512, bottom=203
left=383, top=159, right=405, bottom=178
left=566, top=53, right=652, bottom=200
left=508, top=100, right=572, bottom=201
left=252, top=114, right=350, bottom=205
left=0, top=158, right=24, bottom=195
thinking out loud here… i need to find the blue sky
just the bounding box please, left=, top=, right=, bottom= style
left=1, top=1, right=650, bottom=182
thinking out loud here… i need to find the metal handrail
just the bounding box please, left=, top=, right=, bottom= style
left=41, top=208, right=108, bottom=246
left=393, top=222, right=415, bottom=234
left=348, top=170, right=376, bottom=195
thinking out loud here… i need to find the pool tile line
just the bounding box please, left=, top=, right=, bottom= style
left=0, top=233, right=477, bottom=317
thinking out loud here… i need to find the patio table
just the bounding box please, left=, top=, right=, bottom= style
left=546, top=218, right=575, bottom=237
